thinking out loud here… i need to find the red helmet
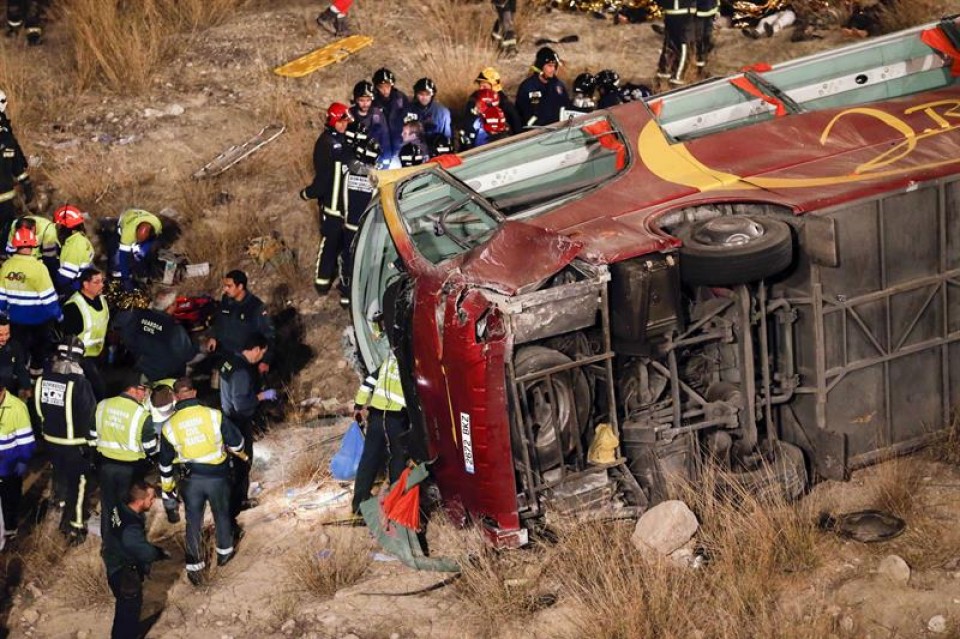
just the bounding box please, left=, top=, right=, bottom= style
left=326, top=102, right=353, bottom=128
left=475, top=88, right=500, bottom=113
left=12, top=225, right=37, bottom=249
left=54, top=204, right=85, bottom=229
left=482, top=106, right=507, bottom=135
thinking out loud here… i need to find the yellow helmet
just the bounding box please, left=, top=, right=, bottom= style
left=474, top=67, right=503, bottom=94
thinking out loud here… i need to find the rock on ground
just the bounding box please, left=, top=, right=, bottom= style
left=631, top=500, right=699, bottom=556
left=877, top=554, right=911, bottom=583
left=928, top=615, right=948, bottom=634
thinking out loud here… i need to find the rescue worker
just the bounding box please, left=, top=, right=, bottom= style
left=490, top=0, right=518, bottom=55
left=516, top=47, right=571, bottom=129
left=114, top=289, right=198, bottom=386
left=208, top=269, right=275, bottom=371
left=61, top=267, right=109, bottom=400
left=398, top=141, right=427, bottom=167
left=0, top=379, right=34, bottom=543
left=466, top=67, right=522, bottom=136
left=372, top=68, right=411, bottom=162
left=470, top=106, right=509, bottom=148
left=570, top=73, right=597, bottom=114
left=403, top=78, right=452, bottom=144
left=0, top=90, right=34, bottom=237
left=0, top=223, right=61, bottom=375
left=147, top=384, right=180, bottom=524
left=352, top=319, right=409, bottom=514
left=348, top=80, right=390, bottom=164
left=54, top=204, right=94, bottom=294
left=110, top=208, right=162, bottom=292
left=339, top=137, right=379, bottom=308
left=596, top=69, right=623, bottom=109
left=101, top=481, right=169, bottom=639
left=316, top=0, right=353, bottom=36
left=5, top=214, right=58, bottom=278
left=35, top=336, right=97, bottom=545
left=0, top=316, right=30, bottom=397
left=218, top=333, right=274, bottom=528
left=159, top=377, right=245, bottom=586
left=94, top=374, right=156, bottom=535
left=695, top=0, right=721, bottom=76
left=300, top=103, right=353, bottom=296
left=656, top=0, right=697, bottom=86
left=6, top=0, right=42, bottom=44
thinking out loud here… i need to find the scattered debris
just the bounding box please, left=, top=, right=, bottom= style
left=21, top=609, right=39, bottom=625
left=246, top=232, right=296, bottom=268
left=193, top=124, right=285, bottom=179
left=631, top=500, right=699, bottom=556
left=280, top=619, right=296, bottom=634
left=928, top=615, right=948, bottom=634
left=818, top=510, right=906, bottom=542
left=877, top=554, right=911, bottom=583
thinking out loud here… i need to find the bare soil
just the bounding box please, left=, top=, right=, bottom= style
left=2, top=2, right=959, bottom=638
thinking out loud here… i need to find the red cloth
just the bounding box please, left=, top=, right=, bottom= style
left=582, top=120, right=627, bottom=170
left=739, top=63, right=773, bottom=73
left=382, top=467, right=421, bottom=531
left=729, top=75, right=787, bottom=117
left=921, top=27, right=960, bottom=77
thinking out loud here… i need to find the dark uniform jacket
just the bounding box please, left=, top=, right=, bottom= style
left=212, top=293, right=275, bottom=365
left=515, top=75, right=571, bottom=129
left=401, top=100, right=452, bottom=141
left=102, top=503, right=162, bottom=578
left=373, top=87, right=411, bottom=160
left=219, top=352, right=259, bottom=421
left=302, top=129, right=351, bottom=217
left=0, top=339, right=30, bottom=395
left=115, top=308, right=197, bottom=383
left=349, top=104, right=391, bottom=159
left=0, top=119, right=28, bottom=197
left=35, top=364, right=97, bottom=446
left=343, top=160, right=376, bottom=228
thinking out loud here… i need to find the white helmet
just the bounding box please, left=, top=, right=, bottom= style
left=0, top=90, right=7, bottom=115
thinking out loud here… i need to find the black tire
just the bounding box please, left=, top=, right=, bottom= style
left=676, top=215, right=794, bottom=286
left=514, top=346, right=591, bottom=470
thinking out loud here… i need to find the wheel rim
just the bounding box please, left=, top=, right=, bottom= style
left=525, top=373, right=578, bottom=469
left=693, top=217, right=765, bottom=248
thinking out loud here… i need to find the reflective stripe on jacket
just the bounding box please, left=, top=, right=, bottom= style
left=64, top=292, right=108, bottom=357
left=95, top=394, right=156, bottom=462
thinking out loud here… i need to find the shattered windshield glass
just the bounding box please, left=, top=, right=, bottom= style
left=395, top=170, right=503, bottom=265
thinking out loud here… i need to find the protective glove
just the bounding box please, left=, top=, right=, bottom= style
left=20, top=179, right=34, bottom=204
left=14, top=461, right=27, bottom=477
left=258, top=388, right=278, bottom=401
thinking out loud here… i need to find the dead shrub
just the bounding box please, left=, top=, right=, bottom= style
left=288, top=530, right=370, bottom=598
left=286, top=439, right=334, bottom=486
left=59, top=545, right=113, bottom=607
left=865, top=456, right=924, bottom=520
left=932, top=412, right=960, bottom=465
left=532, top=467, right=827, bottom=639
left=879, top=0, right=952, bottom=33
left=61, top=0, right=251, bottom=94
left=15, top=528, right=67, bottom=587
left=455, top=543, right=547, bottom=635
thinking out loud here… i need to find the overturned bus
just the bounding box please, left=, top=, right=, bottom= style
left=350, top=17, right=960, bottom=546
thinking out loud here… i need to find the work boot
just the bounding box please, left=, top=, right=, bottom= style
left=25, top=28, right=41, bottom=46
left=334, top=16, right=350, bottom=36
left=66, top=528, right=87, bottom=547
left=490, top=18, right=501, bottom=41
left=316, top=8, right=338, bottom=35
left=240, top=498, right=259, bottom=512
left=314, top=282, right=332, bottom=296
left=164, top=506, right=181, bottom=524
left=217, top=550, right=236, bottom=567
left=187, top=570, right=203, bottom=586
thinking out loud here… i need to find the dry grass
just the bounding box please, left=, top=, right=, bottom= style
left=864, top=456, right=925, bottom=520
left=60, top=0, right=252, bottom=94
left=879, top=0, right=953, bottom=33
left=453, top=465, right=829, bottom=639
left=14, top=528, right=67, bottom=588
left=932, top=412, right=960, bottom=465
left=59, top=544, right=113, bottom=607
left=288, top=530, right=371, bottom=598
left=286, top=439, right=334, bottom=485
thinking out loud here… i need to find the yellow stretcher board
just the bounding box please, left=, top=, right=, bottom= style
left=273, top=35, right=373, bottom=78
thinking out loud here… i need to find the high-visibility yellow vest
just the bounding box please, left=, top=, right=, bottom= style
left=58, top=233, right=95, bottom=283
left=64, top=292, right=109, bottom=357
left=354, top=354, right=406, bottom=412
left=118, top=209, right=162, bottom=252
left=162, top=404, right=226, bottom=466
left=95, top=395, right=153, bottom=462
left=6, top=215, right=60, bottom=258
